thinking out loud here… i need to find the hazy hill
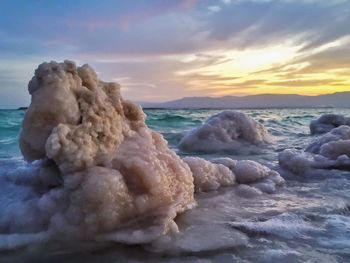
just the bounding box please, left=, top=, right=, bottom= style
left=141, top=92, right=350, bottom=109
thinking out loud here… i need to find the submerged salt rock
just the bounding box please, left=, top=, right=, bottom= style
left=14, top=60, right=196, bottom=246
left=280, top=122, right=350, bottom=176
left=235, top=184, right=263, bottom=198
left=279, top=125, right=350, bottom=176
left=233, top=160, right=269, bottom=184
left=320, top=140, right=350, bottom=159
left=306, top=125, right=350, bottom=155
left=310, top=114, right=350, bottom=135
left=178, top=110, right=272, bottom=153
left=278, top=149, right=328, bottom=176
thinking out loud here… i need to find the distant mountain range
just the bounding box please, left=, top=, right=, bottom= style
left=141, top=92, right=350, bottom=109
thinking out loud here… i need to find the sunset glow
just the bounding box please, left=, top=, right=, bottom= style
left=0, top=0, right=350, bottom=107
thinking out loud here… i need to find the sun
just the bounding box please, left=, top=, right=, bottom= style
left=207, top=45, right=300, bottom=76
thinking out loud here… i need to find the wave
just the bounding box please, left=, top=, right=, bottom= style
left=150, top=114, right=191, bottom=122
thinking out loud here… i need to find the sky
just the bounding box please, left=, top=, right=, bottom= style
left=0, top=0, right=350, bottom=108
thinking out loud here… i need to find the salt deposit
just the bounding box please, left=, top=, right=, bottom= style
left=184, top=157, right=284, bottom=194
left=6, top=60, right=283, bottom=252
left=279, top=126, right=350, bottom=176
left=4, top=60, right=196, bottom=249
left=306, top=125, right=350, bottom=155
left=183, top=157, right=236, bottom=192
left=310, top=114, right=350, bottom=134
left=2, top=103, right=350, bottom=262
left=178, top=110, right=272, bottom=153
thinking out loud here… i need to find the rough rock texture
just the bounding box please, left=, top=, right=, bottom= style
left=310, top=114, right=350, bottom=135
left=178, top=111, right=272, bottom=153
left=183, top=157, right=236, bottom=192
left=17, top=60, right=195, bottom=244
left=184, top=157, right=284, bottom=194
left=279, top=125, right=350, bottom=176
left=5, top=60, right=284, bottom=251
left=306, top=125, right=350, bottom=155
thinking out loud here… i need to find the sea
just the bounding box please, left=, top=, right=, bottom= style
left=0, top=108, right=349, bottom=262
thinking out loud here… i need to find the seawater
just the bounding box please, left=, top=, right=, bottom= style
left=0, top=108, right=349, bottom=262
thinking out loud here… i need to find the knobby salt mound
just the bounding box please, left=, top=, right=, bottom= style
left=279, top=125, right=350, bottom=176
left=184, top=157, right=284, bottom=194
left=310, top=114, right=350, bottom=134
left=178, top=111, right=272, bottom=153
left=3, top=60, right=196, bottom=249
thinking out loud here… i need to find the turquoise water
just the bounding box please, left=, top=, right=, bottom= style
left=3, top=107, right=349, bottom=160
left=1, top=108, right=350, bottom=262
left=147, top=108, right=350, bottom=164
left=0, top=109, right=24, bottom=159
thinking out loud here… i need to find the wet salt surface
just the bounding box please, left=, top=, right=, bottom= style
left=4, top=179, right=348, bottom=262
left=1, top=108, right=350, bottom=262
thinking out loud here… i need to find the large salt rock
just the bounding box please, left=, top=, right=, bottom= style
left=279, top=126, right=350, bottom=176
left=183, top=157, right=284, bottom=194
left=310, top=114, right=350, bottom=134
left=13, top=61, right=195, bottom=247
left=20, top=61, right=82, bottom=161
left=178, top=111, right=272, bottom=153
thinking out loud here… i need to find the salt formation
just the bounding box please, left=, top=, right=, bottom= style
left=178, top=111, right=272, bottom=153
left=2, top=60, right=285, bottom=252
left=306, top=125, right=350, bottom=155
left=310, top=114, right=350, bottom=134
left=8, top=60, right=196, bottom=248
left=184, top=157, right=284, bottom=194
left=183, top=157, right=236, bottom=192
left=279, top=125, right=350, bottom=176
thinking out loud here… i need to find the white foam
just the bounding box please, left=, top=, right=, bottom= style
left=318, top=215, right=350, bottom=249
left=230, top=214, right=322, bottom=239
left=153, top=224, right=248, bottom=253
left=234, top=184, right=263, bottom=198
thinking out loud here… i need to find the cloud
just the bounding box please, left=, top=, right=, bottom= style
left=0, top=0, right=350, bottom=107
left=1, top=0, right=349, bottom=58
left=266, top=79, right=341, bottom=87
left=204, top=0, right=350, bottom=50
left=208, top=6, right=221, bottom=12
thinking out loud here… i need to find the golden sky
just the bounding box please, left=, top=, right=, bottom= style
left=175, top=39, right=350, bottom=97
left=0, top=0, right=350, bottom=107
